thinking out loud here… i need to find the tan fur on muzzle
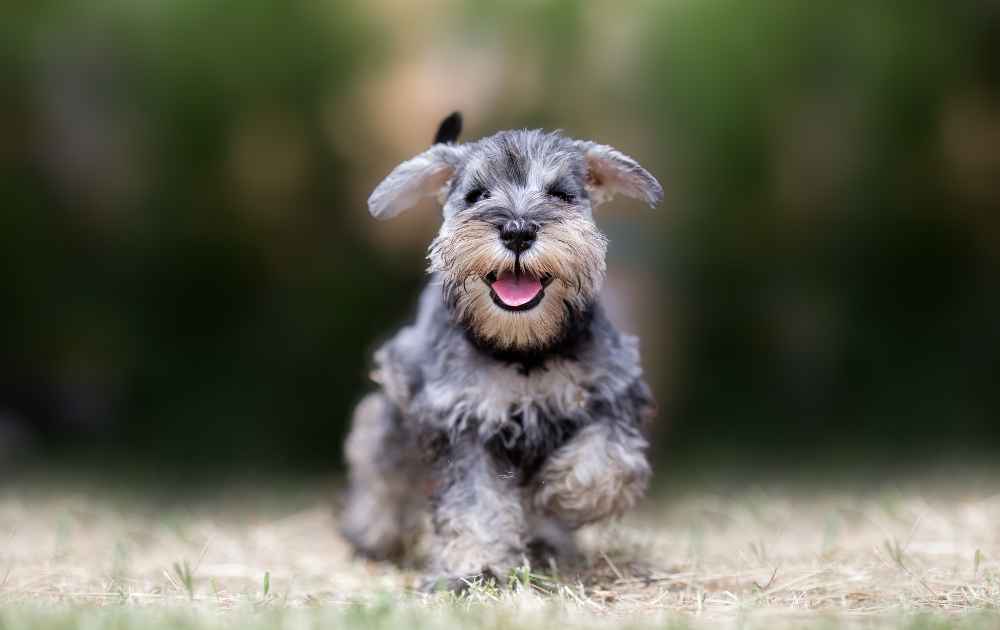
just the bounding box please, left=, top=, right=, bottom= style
left=428, top=215, right=608, bottom=350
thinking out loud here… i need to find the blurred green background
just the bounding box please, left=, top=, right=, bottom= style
left=1, top=0, right=998, bottom=481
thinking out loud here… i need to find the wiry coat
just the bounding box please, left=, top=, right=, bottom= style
left=341, top=116, right=662, bottom=586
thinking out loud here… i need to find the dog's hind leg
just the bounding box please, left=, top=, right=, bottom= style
left=340, top=392, right=426, bottom=563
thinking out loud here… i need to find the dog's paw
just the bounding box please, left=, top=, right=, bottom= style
left=526, top=537, right=582, bottom=571
left=418, top=571, right=499, bottom=594
left=340, top=521, right=406, bottom=564
left=533, top=424, right=651, bottom=528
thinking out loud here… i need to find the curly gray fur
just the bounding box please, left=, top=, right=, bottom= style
left=343, top=118, right=662, bottom=587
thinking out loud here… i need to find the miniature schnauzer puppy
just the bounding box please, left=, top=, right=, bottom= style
left=341, top=112, right=662, bottom=588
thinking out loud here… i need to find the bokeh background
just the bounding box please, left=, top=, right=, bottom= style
left=2, top=0, right=998, bottom=484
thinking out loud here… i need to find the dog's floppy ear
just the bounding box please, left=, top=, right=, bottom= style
left=368, top=143, right=463, bottom=220
left=578, top=142, right=663, bottom=208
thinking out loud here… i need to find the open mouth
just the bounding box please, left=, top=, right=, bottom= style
left=485, top=270, right=553, bottom=312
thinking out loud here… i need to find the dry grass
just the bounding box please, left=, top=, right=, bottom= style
left=1, top=476, right=1000, bottom=628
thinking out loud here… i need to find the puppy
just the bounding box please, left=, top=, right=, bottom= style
left=342, top=113, right=662, bottom=589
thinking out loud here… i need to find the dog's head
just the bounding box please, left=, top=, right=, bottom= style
left=368, top=113, right=662, bottom=353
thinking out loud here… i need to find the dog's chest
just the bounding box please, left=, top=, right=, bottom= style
left=424, top=358, right=591, bottom=432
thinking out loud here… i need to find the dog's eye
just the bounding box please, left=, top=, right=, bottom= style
left=464, top=188, right=489, bottom=205
left=546, top=186, right=575, bottom=204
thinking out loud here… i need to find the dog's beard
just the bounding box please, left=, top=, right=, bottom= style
left=428, top=215, right=607, bottom=351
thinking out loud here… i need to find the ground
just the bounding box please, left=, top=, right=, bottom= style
left=1, top=474, right=999, bottom=629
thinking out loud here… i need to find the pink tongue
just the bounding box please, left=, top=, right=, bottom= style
left=491, top=271, right=543, bottom=307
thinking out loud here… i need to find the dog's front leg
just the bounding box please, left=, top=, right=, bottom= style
left=532, top=421, right=651, bottom=529
left=425, top=435, right=526, bottom=589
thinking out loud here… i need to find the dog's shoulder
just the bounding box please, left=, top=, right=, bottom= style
left=370, top=283, right=445, bottom=412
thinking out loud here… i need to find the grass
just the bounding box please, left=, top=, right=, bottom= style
left=2, top=476, right=1000, bottom=628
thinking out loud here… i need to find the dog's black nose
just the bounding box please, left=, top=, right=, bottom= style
left=500, top=220, right=537, bottom=253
